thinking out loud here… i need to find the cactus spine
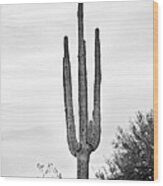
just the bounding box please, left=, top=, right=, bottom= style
left=63, top=3, right=101, bottom=179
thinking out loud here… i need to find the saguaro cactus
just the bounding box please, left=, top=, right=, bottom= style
left=63, top=3, right=101, bottom=179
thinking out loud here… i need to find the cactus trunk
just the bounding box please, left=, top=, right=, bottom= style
left=77, top=149, right=90, bottom=179
left=63, top=3, right=101, bottom=179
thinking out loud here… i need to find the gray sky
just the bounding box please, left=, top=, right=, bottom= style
left=0, top=1, right=153, bottom=178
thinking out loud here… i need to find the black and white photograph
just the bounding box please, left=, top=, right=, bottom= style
left=0, top=0, right=155, bottom=180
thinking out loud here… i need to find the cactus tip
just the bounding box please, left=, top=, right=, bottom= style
left=64, top=36, right=68, bottom=42
left=64, top=36, right=68, bottom=47
left=78, top=3, right=83, bottom=18
left=78, top=3, right=83, bottom=7
left=64, top=36, right=69, bottom=57
left=95, top=28, right=99, bottom=35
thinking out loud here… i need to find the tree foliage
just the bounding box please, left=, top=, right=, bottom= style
left=96, top=110, right=154, bottom=180
left=36, top=163, right=62, bottom=178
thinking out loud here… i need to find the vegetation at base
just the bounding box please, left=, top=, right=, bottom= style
left=96, top=110, right=154, bottom=181
left=36, top=162, right=62, bottom=178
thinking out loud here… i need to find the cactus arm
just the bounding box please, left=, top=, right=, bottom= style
left=63, top=36, right=80, bottom=157
left=93, top=28, right=101, bottom=130
left=87, top=28, right=101, bottom=151
left=87, top=120, right=100, bottom=151
left=78, top=3, right=88, bottom=144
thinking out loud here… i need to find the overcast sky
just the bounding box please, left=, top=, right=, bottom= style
left=0, top=1, right=153, bottom=178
